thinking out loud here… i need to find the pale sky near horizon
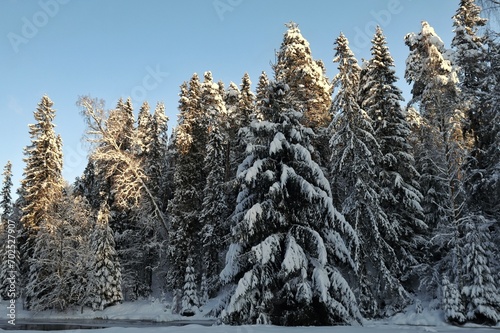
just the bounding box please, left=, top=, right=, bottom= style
left=0, top=0, right=459, bottom=202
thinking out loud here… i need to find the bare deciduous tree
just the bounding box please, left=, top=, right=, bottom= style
left=77, top=96, right=168, bottom=234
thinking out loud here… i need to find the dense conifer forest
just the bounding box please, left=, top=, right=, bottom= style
left=1, top=0, right=499, bottom=326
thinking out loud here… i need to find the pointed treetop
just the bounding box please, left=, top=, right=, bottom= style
left=138, top=101, right=151, bottom=122
left=1, top=161, right=13, bottom=218
left=275, top=22, right=332, bottom=127
left=285, top=21, right=299, bottom=30
left=190, top=72, right=200, bottom=82
left=453, top=0, right=487, bottom=34
left=241, top=72, right=252, bottom=90
left=204, top=71, right=213, bottom=83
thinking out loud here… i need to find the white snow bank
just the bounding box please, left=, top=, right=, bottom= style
left=2, top=299, right=498, bottom=332
left=3, top=323, right=499, bottom=333
left=0, top=298, right=209, bottom=322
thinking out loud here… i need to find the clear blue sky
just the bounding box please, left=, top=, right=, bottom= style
left=1, top=0, right=459, bottom=199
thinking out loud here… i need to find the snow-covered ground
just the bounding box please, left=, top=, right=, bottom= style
left=2, top=324, right=499, bottom=333
left=1, top=298, right=499, bottom=332
left=127, top=325, right=497, bottom=332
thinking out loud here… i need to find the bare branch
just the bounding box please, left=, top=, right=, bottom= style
left=77, top=96, right=169, bottom=234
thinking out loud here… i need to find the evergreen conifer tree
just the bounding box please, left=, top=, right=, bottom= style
left=149, top=102, right=170, bottom=208
left=461, top=215, right=500, bottom=324
left=238, top=73, right=255, bottom=128
left=0, top=161, right=19, bottom=300
left=359, top=27, right=427, bottom=285
left=255, top=71, right=270, bottom=121
left=20, top=96, right=64, bottom=294
left=137, top=101, right=153, bottom=156
left=330, top=33, right=409, bottom=317
left=221, top=81, right=361, bottom=326
left=200, top=123, right=228, bottom=299
left=405, top=23, right=466, bottom=300
left=452, top=2, right=500, bottom=324
left=405, top=22, right=464, bottom=230
left=1, top=161, right=13, bottom=220
left=181, top=257, right=199, bottom=316
left=452, top=0, right=488, bottom=149
left=274, top=22, right=332, bottom=127
left=90, top=202, right=123, bottom=310
left=442, top=274, right=466, bottom=324
left=20, top=95, right=64, bottom=242
left=168, top=74, right=207, bottom=302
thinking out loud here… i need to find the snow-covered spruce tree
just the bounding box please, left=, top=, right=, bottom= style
left=274, top=22, right=332, bottom=128
left=202, top=72, right=227, bottom=123
left=136, top=101, right=154, bottom=157
left=477, top=39, right=500, bottom=266
left=0, top=161, right=19, bottom=300
left=405, top=22, right=467, bottom=300
left=408, top=112, right=459, bottom=300
left=114, top=97, right=136, bottom=152
left=167, top=73, right=208, bottom=306
left=200, top=122, right=229, bottom=301
left=226, top=73, right=257, bottom=181
left=461, top=15, right=500, bottom=224
left=170, top=72, right=226, bottom=303
left=90, top=201, right=123, bottom=310
left=147, top=101, right=170, bottom=220
left=329, top=33, right=410, bottom=317
left=20, top=95, right=64, bottom=241
left=238, top=73, right=255, bottom=129
left=202, top=71, right=228, bottom=179
left=129, top=101, right=169, bottom=298
left=221, top=81, right=240, bottom=184
left=359, top=27, right=427, bottom=288
left=255, top=71, right=270, bottom=121
left=234, top=73, right=257, bottom=168
left=198, top=72, right=229, bottom=300
left=452, top=0, right=488, bottom=150
left=25, top=189, right=92, bottom=311
left=225, top=74, right=257, bottom=243
left=181, top=257, right=200, bottom=316
left=460, top=215, right=500, bottom=324
left=221, top=81, right=361, bottom=326
left=1, top=161, right=13, bottom=220
left=20, top=95, right=64, bottom=292
left=442, top=274, right=466, bottom=324
left=452, top=2, right=500, bottom=324
left=73, top=160, right=102, bottom=210
left=405, top=21, right=464, bottom=229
